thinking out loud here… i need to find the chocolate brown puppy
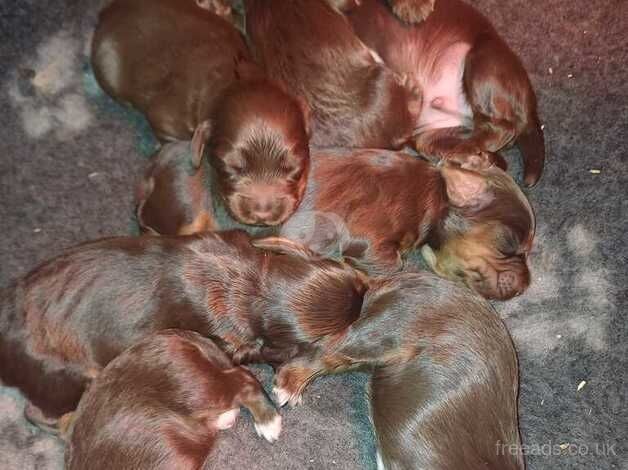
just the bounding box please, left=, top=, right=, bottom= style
left=137, top=148, right=534, bottom=300
left=92, top=0, right=246, bottom=142
left=345, top=0, right=545, bottom=186
left=0, top=230, right=367, bottom=430
left=244, top=0, right=421, bottom=149
left=267, top=272, right=525, bottom=469
left=92, top=0, right=310, bottom=226
left=65, top=330, right=281, bottom=470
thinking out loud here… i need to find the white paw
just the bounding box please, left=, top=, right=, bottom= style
left=254, top=414, right=282, bottom=443
left=272, top=387, right=291, bottom=407
left=272, top=387, right=303, bottom=407
left=214, top=408, right=239, bottom=430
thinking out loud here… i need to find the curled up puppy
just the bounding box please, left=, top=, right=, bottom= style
left=137, top=147, right=535, bottom=300
left=345, top=0, right=545, bottom=186
left=94, top=0, right=311, bottom=227
left=244, top=0, right=421, bottom=149
left=267, top=272, right=525, bottom=469
left=65, top=330, right=280, bottom=470
left=0, top=230, right=366, bottom=432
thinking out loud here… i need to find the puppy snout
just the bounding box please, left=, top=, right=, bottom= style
left=234, top=191, right=292, bottom=226
left=496, top=268, right=530, bottom=300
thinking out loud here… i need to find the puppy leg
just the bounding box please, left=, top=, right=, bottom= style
left=272, top=356, right=326, bottom=408
left=462, top=35, right=543, bottom=185
left=388, top=0, right=436, bottom=23
left=414, top=127, right=508, bottom=170
left=224, top=367, right=282, bottom=443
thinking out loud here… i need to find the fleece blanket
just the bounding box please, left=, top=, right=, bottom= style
left=0, top=0, right=625, bottom=468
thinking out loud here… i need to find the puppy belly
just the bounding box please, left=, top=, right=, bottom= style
left=415, top=42, right=473, bottom=132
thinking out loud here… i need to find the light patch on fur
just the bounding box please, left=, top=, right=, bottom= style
left=376, top=451, right=386, bottom=470
left=6, top=29, right=94, bottom=140
left=500, top=224, right=612, bottom=355
left=214, top=408, right=239, bottom=430
left=253, top=414, right=282, bottom=443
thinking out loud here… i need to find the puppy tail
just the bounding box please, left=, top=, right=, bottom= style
left=516, top=116, right=545, bottom=187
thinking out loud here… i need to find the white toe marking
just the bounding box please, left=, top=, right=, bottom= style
left=273, top=387, right=291, bottom=407
left=254, top=414, right=282, bottom=443
left=214, top=408, right=239, bottom=430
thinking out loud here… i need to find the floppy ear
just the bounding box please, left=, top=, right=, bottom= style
left=440, top=163, right=494, bottom=210
left=252, top=237, right=320, bottom=261
left=191, top=120, right=212, bottom=168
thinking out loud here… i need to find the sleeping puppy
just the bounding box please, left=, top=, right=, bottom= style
left=269, top=271, right=525, bottom=469
left=137, top=147, right=534, bottom=300
left=92, top=0, right=247, bottom=142
left=244, top=0, right=421, bottom=149
left=93, top=0, right=310, bottom=226
left=345, top=0, right=545, bottom=186
left=65, top=330, right=281, bottom=470
left=0, top=230, right=366, bottom=431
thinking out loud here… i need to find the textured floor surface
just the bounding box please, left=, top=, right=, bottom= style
left=0, top=0, right=626, bottom=468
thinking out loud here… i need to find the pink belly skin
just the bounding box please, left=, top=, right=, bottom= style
left=414, top=41, right=473, bottom=133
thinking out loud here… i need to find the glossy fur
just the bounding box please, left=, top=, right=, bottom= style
left=65, top=330, right=281, bottom=470
left=93, top=0, right=310, bottom=226
left=346, top=0, right=545, bottom=186
left=244, top=0, right=421, bottom=149
left=0, top=230, right=366, bottom=427
left=271, top=272, right=525, bottom=469
left=136, top=147, right=535, bottom=300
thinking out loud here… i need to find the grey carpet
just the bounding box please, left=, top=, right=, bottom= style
left=0, top=0, right=626, bottom=468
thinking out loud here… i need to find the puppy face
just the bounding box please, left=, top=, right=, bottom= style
left=424, top=164, right=535, bottom=300
left=209, top=80, right=310, bottom=226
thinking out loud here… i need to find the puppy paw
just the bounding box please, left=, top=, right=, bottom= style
left=390, top=0, right=435, bottom=24
left=272, top=386, right=303, bottom=408
left=215, top=408, right=240, bottom=430
left=254, top=413, right=282, bottom=443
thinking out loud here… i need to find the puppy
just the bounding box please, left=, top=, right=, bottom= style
left=244, top=0, right=421, bottom=149
left=0, top=230, right=367, bottom=430
left=270, top=272, right=525, bottom=469
left=65, top=330, right=281, bottom=470
left=137, top=148, right=534, bottom=300
left=92, top=0, right=246, bottom=142
left=92, top=0, right=310, bottom=227
left=345, top=0, right=545, bottom=186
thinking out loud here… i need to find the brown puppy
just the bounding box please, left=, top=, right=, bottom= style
left=65, top=330, right=281, bottom=470
left=345, top=0, right=545, bottom=186
left=92, top=0, right=246, bottom=142
left=92, top=0, right=310, bottom=226
left=137, top=148, right=534, bottom=300
left=0, top=230, right=367, bottom=430
left=244, top=0, right=421, bottom=149
left=268, top=272, right=525, bottom=469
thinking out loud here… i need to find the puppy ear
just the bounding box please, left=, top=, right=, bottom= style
left=440, top=163, right=494, bottom=210
left=191, top=120, right=212, bottom=168
left=252, top=237, right=320, bottom=261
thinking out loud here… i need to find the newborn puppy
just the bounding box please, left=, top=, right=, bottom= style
left=65, top=330, right=281, bottom=470
left=0, top=230, right=366, bottom=430
left=271, top=273, right=525, bottom=469
left=92, top=0, right=246, bottom=142
left=345, top=0, right=545, bottom=186
left=93, top=0, right=310, bottom=226
left=137, top=148, right=534, bottom=300
left=244, top=0, right=421, bottom=149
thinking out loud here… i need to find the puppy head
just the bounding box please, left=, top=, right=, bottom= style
left=252, top=237, right=369, bottom=339
left=201, top=77, right=310, bottom=226
left=423, top=163, right=535, bottom=300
